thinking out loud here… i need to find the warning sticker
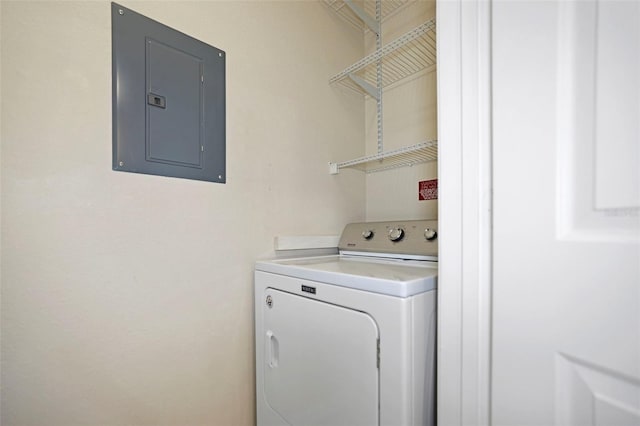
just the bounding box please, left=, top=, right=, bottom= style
left=419, top=179, right=438, bottom=201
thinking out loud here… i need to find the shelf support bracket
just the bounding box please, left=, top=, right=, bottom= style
left=347, top=74, right=379, bottom=100
left=343, top=0, right=380, bottom=34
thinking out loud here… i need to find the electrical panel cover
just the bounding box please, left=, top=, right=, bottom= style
left=112, top=2, right=226, bottom=183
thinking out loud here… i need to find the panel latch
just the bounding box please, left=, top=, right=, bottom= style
left=147, top=93, right=166, bottom=109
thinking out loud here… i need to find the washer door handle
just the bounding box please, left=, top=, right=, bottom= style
left=266, top=330, right=279, bottom=368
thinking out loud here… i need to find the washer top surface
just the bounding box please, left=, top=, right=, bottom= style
left=255, top=254, right=437, bottom=297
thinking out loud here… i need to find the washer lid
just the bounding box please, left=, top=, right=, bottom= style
left=255, top=255, right=437, bottom=297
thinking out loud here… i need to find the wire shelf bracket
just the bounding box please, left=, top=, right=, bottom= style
left=348, top=73, right=379, bottom=100
left=343, top=0, right=379, bottom=34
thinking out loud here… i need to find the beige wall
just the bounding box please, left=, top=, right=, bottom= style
left=364, top=0, right=438, bottom=221
left=0, top=1, right=364, bottom=424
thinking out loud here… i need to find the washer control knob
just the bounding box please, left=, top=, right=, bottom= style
left=362, top=230, right=374, bottom=240
left=424, top=228, right=438, bottom=241
left=388, top=227, right=404, bottom=242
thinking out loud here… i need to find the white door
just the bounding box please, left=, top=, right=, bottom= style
left=491, top=1, right=640, bottom=425
left=262, top=289, right=379, bottom=426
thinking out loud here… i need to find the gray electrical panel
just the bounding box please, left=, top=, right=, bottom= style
left=112, top=3, right=226, bottom=183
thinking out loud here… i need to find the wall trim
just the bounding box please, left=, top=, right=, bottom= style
left=437, top=0, right=493, bottom=424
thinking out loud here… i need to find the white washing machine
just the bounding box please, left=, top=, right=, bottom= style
left=255, top=220, right=438, bottom=426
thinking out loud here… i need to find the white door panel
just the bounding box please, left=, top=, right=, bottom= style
left=593, top=1, right=639, bottom=210
left=557, top=0, right=640, bottom=242
left=492, top=0, right=640, bottom=425
left=556, top=353, right=640, bottom=425
left=263, top=289, right=379, bottom=426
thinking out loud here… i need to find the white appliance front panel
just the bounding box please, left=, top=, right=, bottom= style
left=263, top=288, right=379, bottom=426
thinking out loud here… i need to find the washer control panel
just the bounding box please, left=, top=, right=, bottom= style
left=338, top=219, right=438, bottom=258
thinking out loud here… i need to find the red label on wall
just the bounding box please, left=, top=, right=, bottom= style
left=419, top=179, right=438, bottom=200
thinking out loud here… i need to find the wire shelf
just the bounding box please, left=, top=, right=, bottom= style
left=323, top=0, right=413, bottom=31
left=326, top=2, right=438, bottom=175
left=330, top=140, right=437, bottom=174
left=330, top=19, right=436, bottom=96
